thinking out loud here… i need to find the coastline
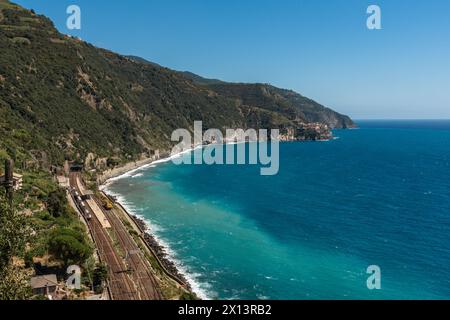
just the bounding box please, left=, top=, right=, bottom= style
left=96, top=138, right=313, bottom=300
left=97, top=138, right=341, bottom=300
left=97, top=155, right=164, bottom=185
left=98, top=144, right=205, bottom=186
left=98, top=146, right=210, bottom=299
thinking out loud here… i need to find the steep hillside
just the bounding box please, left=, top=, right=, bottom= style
left=0, top=0, right=354, bottom=171
left=180, top=73, right=354, bottom=129
left=131, top=58, right=355, bottom=129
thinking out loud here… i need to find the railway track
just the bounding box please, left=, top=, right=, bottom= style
left=69, top=173, right=140, bottom=300
left=94, top=197, right=162, bottom=300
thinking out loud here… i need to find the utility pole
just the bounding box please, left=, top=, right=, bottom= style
left=2, top=159, right=14, bottom=208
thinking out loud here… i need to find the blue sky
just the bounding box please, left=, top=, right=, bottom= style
left=14, top=0, right=450, bottom=119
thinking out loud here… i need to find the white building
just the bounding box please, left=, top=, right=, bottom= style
left=0, top=173, right=23, bottom=191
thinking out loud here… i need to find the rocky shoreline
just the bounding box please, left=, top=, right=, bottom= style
left=98, top=150, right=198, bottom=294
left=129, top=214, right=192, bottom=290
left=96, top=129, right=339, bottom=297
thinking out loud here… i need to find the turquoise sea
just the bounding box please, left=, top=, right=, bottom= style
left=105, top=120, right=450, bottom=300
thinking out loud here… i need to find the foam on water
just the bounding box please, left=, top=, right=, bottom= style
left=100, top=146, right=202, bottom=189
left=101, top=121, right=450, bottom=299
left=103, top=183, right=213, bottom=300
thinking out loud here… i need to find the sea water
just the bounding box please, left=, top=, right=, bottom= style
left=105, top=120, right=450, bottom=300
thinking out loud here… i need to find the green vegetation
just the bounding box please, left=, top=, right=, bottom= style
left=0, top=0, right=355, bottom=299
left=179, top=291, right=199, bottom=300
left=92, top=263, right=108, bottom=293
left=48, top=227, right=93, bottom=266
left=0, top=154, right=94, bottom=299
left=0, top=0, right=20, bottom=10
left=26, top=182, right=93, bottom=267
left=0, top=0, right=353, bottom=172
left=0, top=190, right=32, bottom=300
left=205, top=82, right=355, bottom=129
left=46, top=189, right=69, bottom=218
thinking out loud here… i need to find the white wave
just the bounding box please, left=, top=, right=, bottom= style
left=101, top=141, right=242, bottom=189
left=131, top=173, right=144, bottom=178
left=101, top=166, right=146, bottom=186
left=99, top=142, right=251, bottom=300
left=102, top=186, right=214, bottom=300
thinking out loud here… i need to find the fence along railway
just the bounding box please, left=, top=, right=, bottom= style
left=69, top=171, right=162, bottom=300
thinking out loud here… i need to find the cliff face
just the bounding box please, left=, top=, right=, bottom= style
left=0, top=0, right=354, bottom=169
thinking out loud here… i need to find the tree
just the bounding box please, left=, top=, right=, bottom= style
left=93, top=263, right=108, bottom=294
left=48, top=228, right=93, bottom=266
left=0, top=190, right=32, bottom=300
left=46, top=189, right=69, bottom=218
left=0, top=265, right=32, bottom=300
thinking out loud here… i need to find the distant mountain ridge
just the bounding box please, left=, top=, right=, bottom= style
left=127, top=56, right=355, bottom=130
left=0, top=0, right=354, bottom=171
left=179, top=71, right=225, bottom=86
